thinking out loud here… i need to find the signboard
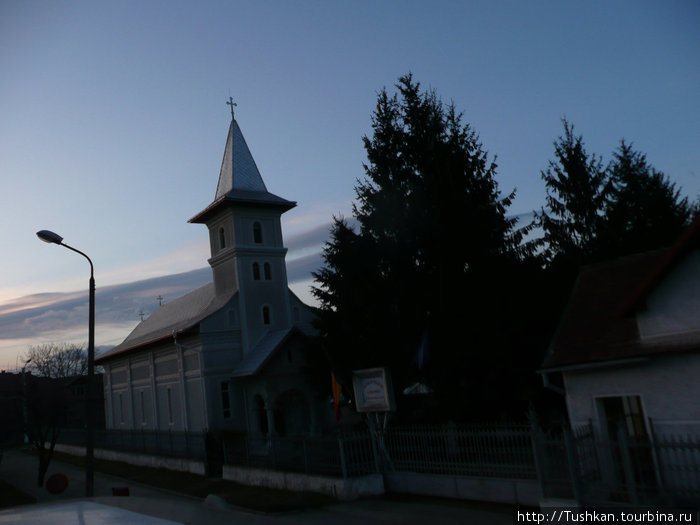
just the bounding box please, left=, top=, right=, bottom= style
left=352, top=367, right=396, bottom=413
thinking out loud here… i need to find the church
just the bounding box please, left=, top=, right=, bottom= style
left=96, top=106, right=325, bottom=437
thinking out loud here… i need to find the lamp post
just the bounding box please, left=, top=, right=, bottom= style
left=36, top=230, right=95, bottom=497
left=22, top=358, right=32, bottom=444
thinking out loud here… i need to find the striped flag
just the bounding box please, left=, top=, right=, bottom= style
left=331, top=372, right=342, bottom=421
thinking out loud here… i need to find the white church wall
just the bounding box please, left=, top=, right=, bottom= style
left=184, top=376, right=206, bottom=430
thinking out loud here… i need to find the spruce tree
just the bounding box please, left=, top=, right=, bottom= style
left=536, top=119, right=609, bottom=269
left=313, top=75, right=528, bottom=420
left=600, top=140, right=692, bottom=257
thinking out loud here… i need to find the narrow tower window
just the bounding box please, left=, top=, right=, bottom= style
left=252, top=262, right=261, bottom=281
left=140, top=390, right=146, bottom=425
left=262, top=305, right=271, bottom=325
left=221, top=382, right=231, bottom=419
left=253, top=221, right=263, bottom=244
left=167, top=387, right=173, bottom=424
left=263, top=262, right=271, bottom=280
left=218, top=227, right=226, bottom=249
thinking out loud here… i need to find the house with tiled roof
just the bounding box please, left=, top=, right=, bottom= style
left=96, top=109, right=324, bottom=437
left=540, top=214, right=700, bottom=440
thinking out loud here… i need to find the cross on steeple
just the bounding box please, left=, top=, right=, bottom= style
left=226, top=96, right=237, bottom=121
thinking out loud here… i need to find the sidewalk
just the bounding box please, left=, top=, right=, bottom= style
left=0, top=447, right=514, bottom=524
left=0, top=447, right=192, bottom=503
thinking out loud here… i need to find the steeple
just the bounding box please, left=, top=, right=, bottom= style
left=214, top=119, right=268, bottom=198
left=188, top=105, right=297, bottom=356
left=189, top=108, right=295, bottom=225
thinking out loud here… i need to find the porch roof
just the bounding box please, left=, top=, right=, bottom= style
left=230, top=327, right=295, bottom=377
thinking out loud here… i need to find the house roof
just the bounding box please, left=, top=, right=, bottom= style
left=188, top=119, right=295, bottom=223
left=230, top=327, right=297, bottom=377
left=542, top=216, right=700, bottom=371
left=617, top=214, right=700, bottom=317
left=96, top=283, right=236, bottom=363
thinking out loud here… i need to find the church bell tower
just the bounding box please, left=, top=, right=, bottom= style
left=188, top=100, right=296, bottom=353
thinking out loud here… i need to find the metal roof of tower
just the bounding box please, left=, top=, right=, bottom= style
left=215, top=119, right=268, bottom=197
left=189, top=116, right=295, bottom=224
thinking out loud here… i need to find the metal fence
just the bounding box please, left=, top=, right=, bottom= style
left=220, top=423, right=536, bottom=480
left=53, top=422, right=700, bottom=506
left=221, top=431, right=377, bottom=478
left=57, top=427, right=207, bottom=460
left=384, top=422, right=537, bottom=479
left=532, top=423, right=700, bottom=507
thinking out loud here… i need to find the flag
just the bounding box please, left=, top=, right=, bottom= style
left=331, top=372, right=342, bottom=422
left=415, top=330, right=429, bottom=369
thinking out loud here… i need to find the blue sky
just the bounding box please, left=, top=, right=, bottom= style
left=0, top=0, right=698, bottom=368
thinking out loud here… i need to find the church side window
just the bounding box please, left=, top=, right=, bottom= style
left=253, top=221, right=263, bottom=244
left=254, top=395, right=268, bottom=435
left=262, top=305, right=271, bottom=325
left=140, top=391, right=146, bottom=425
left=252, top=262, right=261, bottom=281
left=263, top=262, right=271, bottom=280
left=221, top=382, right=231, bottom=419
left=167, top=387, right=173, bottom=425
left=218, top=227, right=226, bottom=249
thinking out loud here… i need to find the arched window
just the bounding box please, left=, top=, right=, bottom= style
left=262, top=305, right=271, bottom=325
left=252, top=262, right=260, bottom=281
left=218, top=227, right=226, bottom=249
left=253, top=395, right=268, bottom=435
left=263, top=262, right=271, bottom=280
left=253, top=221, right=263, bottom=244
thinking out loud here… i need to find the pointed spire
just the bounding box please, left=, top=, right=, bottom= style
left=188, top=103, right=296, bottom=224
left=214, top=104, right=268, bottom=199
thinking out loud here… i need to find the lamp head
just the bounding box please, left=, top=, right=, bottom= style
left=36, top=230, right=64, bottom=244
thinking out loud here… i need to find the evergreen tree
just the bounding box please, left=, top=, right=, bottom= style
left=535, top=119, right=609, bottom=269
left=599, top=140, right=692, bottom=257
left=313, top=75, right=530, bottom=420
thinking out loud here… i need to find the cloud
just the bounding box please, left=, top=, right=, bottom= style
left=0, top=213, right=362, bottom=368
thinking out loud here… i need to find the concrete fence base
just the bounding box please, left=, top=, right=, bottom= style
left=384, top=472, right=542, bottom=507
left=53, top=443, right=206, bottom=476
left=222, top=465, right=384, bottom=501
left=53, top=444, right=541, bottom=505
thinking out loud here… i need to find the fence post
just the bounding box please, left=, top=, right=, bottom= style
left=302, top=436, right=309, bottom=474
left=369, top=429, right=380, bottom=474
left=338, top=435, right=348, bottom=479
left=616, top=426, right=640, bottom=505
left=529, top=423, right=547, bottom=497
left=563, top=425, right=584, bottom=506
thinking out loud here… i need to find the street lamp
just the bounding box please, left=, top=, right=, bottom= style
left=22, top=358, right=32, bottom=444
left=36, top=230, right=95, bottom=497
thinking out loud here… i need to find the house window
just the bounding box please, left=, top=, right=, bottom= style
left=252, top=262, right=261, bottom=281
left=218, top=227, right=226, bottom=249
left=253, top=221, right=263, bottom=244
left=221, top=382, right=231, bottom=419
left=167, top=387, right=173, bottom=425
left=599, top=395, right=649, bottom=440
left=263, top=262, right=271, bottom=280
left=140, top=391, right=146, bottom=425
left=262, top=305, right=271, bottom=325
left=118, top=393, right=124, bottom=425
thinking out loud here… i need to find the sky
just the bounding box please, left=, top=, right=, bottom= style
left=0, top=0, right=698, bottom=369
